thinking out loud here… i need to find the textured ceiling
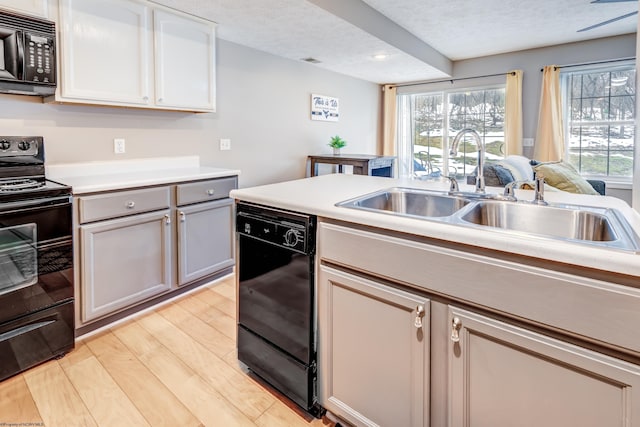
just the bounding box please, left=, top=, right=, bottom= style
left=149, top=0, right=638, bottom=84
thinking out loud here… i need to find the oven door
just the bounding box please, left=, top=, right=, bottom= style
left=238, top=234, right=314, bottom=364
left=0, top=196, right=73, bottom=325
left=0, top=223, right=37, bottom=294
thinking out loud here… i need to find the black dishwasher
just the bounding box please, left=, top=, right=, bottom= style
left=236, top=202, right=322, bottom=416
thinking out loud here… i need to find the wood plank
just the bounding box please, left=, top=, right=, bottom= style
left=23, top=361, right=98, bottom=427
left=208, top=279, right=236, bottom=301
left=112, top=319, right=255, bottom=427
left=255, top=399, right=329, bottom=427
left=85, top=330, right=202, bottom=427
left=157, top=302, right=235, bottom=357
left=0, top=374, right=42, bottom=424
left=214, top=295, right=236, bottom=318
left=61, top=355, right=150, bottom=426
left=193, top=286, right=234, bottom=309
left=56, top=339, right=93, bottom=370
left=185, top=292, right=237, bottom=340
left=136, top=311, right=274, bottom=420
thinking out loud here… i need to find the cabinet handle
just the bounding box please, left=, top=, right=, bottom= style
left=206, top=189, right=215, bottom=196
left=414, top=305, right=425, bottom=329
left=179, top=211, right=186, bottom=222
left=158, top=97, right=164, bottom=103
left=126, top=201, right=135, bottom=209
left=142, top=96, right=149, bottom=101
left=164, top=214, right=171, bottom=225
left=451, top=317, right=462, bottom=343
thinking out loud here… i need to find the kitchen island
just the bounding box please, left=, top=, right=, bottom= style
left=231, top=173, right=640, bottom=427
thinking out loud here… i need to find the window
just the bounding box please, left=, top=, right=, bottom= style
left=562, top=64, right=635, bottom=181
left=397, top=86, right=505, bottom=180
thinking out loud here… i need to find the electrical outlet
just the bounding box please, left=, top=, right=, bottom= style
left=220, top=138, right=231, bottom=151
left=523, top=138, right=534, bottom=147
left=114, top=138, right=126, bottom=154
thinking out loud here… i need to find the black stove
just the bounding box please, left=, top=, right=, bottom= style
left=0, top=136, right=71, bottom=205
left=0, top=136, right=74, bottom=382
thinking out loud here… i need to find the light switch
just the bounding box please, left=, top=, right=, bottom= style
left=220, top=138, right=231, bottom=150
left=523, top=138, right=534, bottom=147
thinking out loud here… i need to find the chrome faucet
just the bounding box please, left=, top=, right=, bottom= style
left=450, top=129, right=485, bottom=193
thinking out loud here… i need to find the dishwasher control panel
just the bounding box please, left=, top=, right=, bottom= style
left=236, top=202, right=314, bottom=254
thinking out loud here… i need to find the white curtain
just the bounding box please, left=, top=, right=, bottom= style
left=534, top=65, right=564, bottom=162
left=505, top=70, right=523, bottom=156
left=381, top=84, right=397, bottom=156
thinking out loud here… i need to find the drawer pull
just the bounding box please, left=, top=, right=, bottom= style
left=179, top=211, right=186, bottom=222
left=126, top=201, right=135, bottom=209
left=206, top=189, right=215, bottom=196
left=414, top=305, right=425, bottom=329
left=164, top=214, right=171, bottom=225
left=451, top=317, right=462, bottom=343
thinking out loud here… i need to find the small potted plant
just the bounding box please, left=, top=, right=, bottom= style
left=329, top=135, right=347, bottom=155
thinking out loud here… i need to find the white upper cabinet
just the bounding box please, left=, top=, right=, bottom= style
left=154, top=9, right=216, bottom=111
left=0, top=0, right=49, bottom=18
left=58, top=0, right=151, bottom=106
left=55, top=0, right=216, bottom=112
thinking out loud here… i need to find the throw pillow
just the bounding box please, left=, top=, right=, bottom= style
left=502, top=155, right=535, bottom=181
left=532, top=162, right=600, bottom=195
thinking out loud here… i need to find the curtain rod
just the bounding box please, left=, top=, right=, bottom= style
left=388, top=71, right=516, bottom=89
left=540, top=57, right=635, bottom=72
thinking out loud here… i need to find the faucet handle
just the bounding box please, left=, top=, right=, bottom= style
left=443, top=175, right=459, bottom=192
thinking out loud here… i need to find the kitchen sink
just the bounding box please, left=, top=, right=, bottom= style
left=336, top=187, right=470, bottom=218
left=460, top=201, right=617, bottom=242
left=337, top=187, right=640, bottom=252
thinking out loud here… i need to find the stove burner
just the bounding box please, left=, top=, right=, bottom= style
left=0, top=179, right=45, bottom=192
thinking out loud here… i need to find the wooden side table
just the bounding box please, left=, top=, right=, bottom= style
left=308, top=154, right=396, bottom=177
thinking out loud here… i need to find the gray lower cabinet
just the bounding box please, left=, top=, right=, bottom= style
left=76, top=175, right=237, bottom=328
left=447, top=305, right=640, bottom=427
left=177, top=198, right=234, bottom=286
left=318, top=265, right=430, bottom=427
left=318, top=220, right=640, bottom=426
left=80, top=209, right=172, bottom=322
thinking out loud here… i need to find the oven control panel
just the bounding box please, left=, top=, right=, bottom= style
left=0, top=136, right=41, bottom=157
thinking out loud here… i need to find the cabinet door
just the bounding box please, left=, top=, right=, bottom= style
left=448, top=306, right=640, bottom=427
left=319, top=266, right=429, bottom=427
left=153, top=8, right=216, bottom=112
left=177, top=198, right=233, bottom=286
left=58, top=0, right=152, bottom=105
left=80, top=210, right=172, bottom=322
left=0, top=0, right=48, bottom=18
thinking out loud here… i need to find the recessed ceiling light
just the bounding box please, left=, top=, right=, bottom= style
left=372, top=54, right=388, bottom=60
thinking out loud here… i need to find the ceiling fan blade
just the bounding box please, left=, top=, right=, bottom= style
left=578, top=11, right=638, bottom=32
left=591, top=0, right=637, bottom=3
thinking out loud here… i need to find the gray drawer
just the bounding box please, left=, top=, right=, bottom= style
left=79, top=186, right=171, bottom=223
left=176, top=176, right=237, bottom=206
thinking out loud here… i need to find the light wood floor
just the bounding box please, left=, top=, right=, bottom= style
left=0, top=275, right=337, bottom=427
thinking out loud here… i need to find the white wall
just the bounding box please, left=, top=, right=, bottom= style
left=0, top=39, right=380, bottom=188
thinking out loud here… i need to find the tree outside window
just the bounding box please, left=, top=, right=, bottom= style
left=564, top=65, right=635, bottom=180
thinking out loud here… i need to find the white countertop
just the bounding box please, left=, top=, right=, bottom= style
left=230, top=173, right=640, bottom=278
left=46, top=156, right=240, bottom=194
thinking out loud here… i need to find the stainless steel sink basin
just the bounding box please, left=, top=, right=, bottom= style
left=336, top=187, right=640, bottom=252
left=460, top=201, right=617, bottom=242
left=337, top=187, right=470, bottom=218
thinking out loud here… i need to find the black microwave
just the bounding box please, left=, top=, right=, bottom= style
left=0, top=9, right=56, bottom=96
